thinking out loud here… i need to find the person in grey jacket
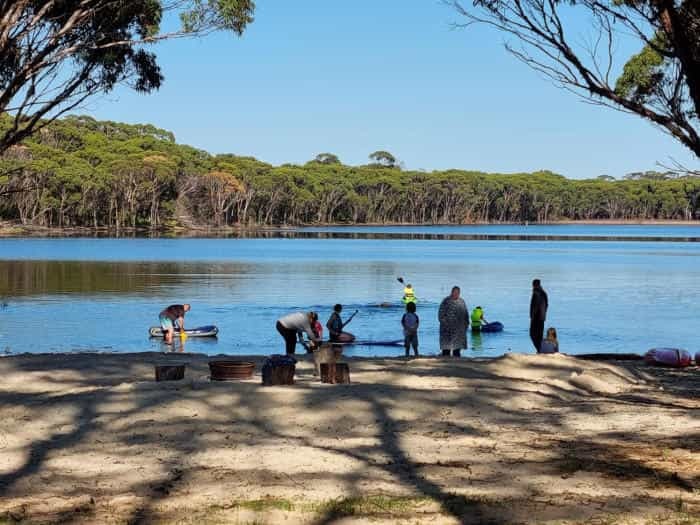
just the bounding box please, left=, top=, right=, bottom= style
left=529, top=279, right=549, bottom=352
left=276, top=311, right=321, bottom=355
left=438, top=286, right=469, bottom=357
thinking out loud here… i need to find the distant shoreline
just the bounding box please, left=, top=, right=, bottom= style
left=1, top=219, right=699, bottom=237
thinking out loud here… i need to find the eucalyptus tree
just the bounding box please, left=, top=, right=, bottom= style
left=313, top=153, right=341, bottom=165
left=368, top=150, right=397, bottom=168
left=449, top=0, right=700, bottom=159
left=0, top=1, right=255, bottom=153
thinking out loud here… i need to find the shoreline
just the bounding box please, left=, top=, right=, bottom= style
left=1, top=219, right=699, bottom=238
left=0, top=351, right=697, bottom=524
left=0, top=349, right=646, bottom=360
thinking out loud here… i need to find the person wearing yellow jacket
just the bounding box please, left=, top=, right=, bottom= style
left=402, top=284, right=417, bottom=305
left=470, top=306, right=488, bottom=332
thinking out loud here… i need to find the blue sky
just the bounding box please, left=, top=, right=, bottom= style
left=86, top=1, right=698, bottom=179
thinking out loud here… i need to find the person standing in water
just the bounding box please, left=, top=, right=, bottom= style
left=159, top=304, right=190, bottom=344
left=401, top=301, right=420, bottom=357
left=529, top=279, right=549, bottom=352
left=438, top=286, right=469, bottom=357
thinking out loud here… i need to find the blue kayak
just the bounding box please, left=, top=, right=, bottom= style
left=479, top=322, right=504, bottom=333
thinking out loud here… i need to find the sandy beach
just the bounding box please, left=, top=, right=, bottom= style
left=0, top=351, right=698, bottom=524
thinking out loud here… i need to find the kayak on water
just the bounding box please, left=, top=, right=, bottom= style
left=149, top=325, right=219, bottom=338
left=478, top=321, right=504, bottom=333
left=644, top=348, right=691, bottom=368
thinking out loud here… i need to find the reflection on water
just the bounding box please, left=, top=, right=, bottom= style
left=0, top=228, right=699, bottom=357
left=4, top=223, right=700, bottom=242
left=0, top=260, right=254, bottom=297
left=470, top=331, right=484, bottom=352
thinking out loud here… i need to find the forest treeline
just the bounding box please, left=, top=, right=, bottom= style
left=1, top=115, right=699, bottom=229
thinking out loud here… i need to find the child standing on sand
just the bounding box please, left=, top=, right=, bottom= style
left=539, top=327, right=559, bottom=354
left=401, top=302, right=419, bottom=357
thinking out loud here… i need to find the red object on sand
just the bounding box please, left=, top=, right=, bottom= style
left=314, top=321, right=323, bottom=339
left=644, top=348, right=692, bottom=368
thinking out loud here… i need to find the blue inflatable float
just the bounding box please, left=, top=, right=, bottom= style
left=479, top=322, right=504, bottom=333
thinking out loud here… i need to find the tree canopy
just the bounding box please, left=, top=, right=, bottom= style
left=450, top=0, right=700, bottom=159
left=313, top=153, right=341, bottom=165
left=1, top=115, right=699, bottom=229
left=0, top=1, right=255, bottom=153
left=369, top=151, right=397, bottom=168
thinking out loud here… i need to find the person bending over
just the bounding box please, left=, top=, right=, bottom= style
left=159, top=304, right=191, bottom=344
left=276, top=311, right=321, bottom=355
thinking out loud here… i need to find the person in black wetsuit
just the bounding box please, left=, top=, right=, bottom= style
left=529, top=279, right=549, bottom=352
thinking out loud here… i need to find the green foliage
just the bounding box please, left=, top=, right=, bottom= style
left=615, top=35, right=666, bottom=103
left=368, top=150, right=397, bottom=168
left=180, top=0, right=255, bottom=35
left=1, top=115, right=699, bottom=228
left=0, top=2, right=255, bottom=153
left=313, top=153, right=341, bottom=165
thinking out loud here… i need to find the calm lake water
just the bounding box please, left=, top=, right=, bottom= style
left=1, top=224, right=699, bottom=357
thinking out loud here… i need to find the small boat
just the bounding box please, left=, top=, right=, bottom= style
left=477, top=322, right=504, bottom=333
left=149, top=325, right=219, bottom=338
left=644, top=348, right=691, bottom=368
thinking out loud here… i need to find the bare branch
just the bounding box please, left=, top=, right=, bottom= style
left=450, top=0, right=700, bottom=158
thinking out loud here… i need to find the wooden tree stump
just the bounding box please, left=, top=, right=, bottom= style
left=320, top=362, right=350, bottom=384
left=155, top=364, right=185, bottom=382
left=262, top=363, right=295, bottom=386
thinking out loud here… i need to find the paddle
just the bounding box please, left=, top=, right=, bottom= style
left=343, top=309, right=359, bottom=328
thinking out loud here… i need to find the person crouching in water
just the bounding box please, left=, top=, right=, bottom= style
left=159, top=304, right=190, bottom=344
left=401, top=302, right=419, bottom=357
left=539, top=327, right=559, bottom=354
left=326, top=304, right=344, bottom=343
left=276, top=311, right=322, bottom=355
